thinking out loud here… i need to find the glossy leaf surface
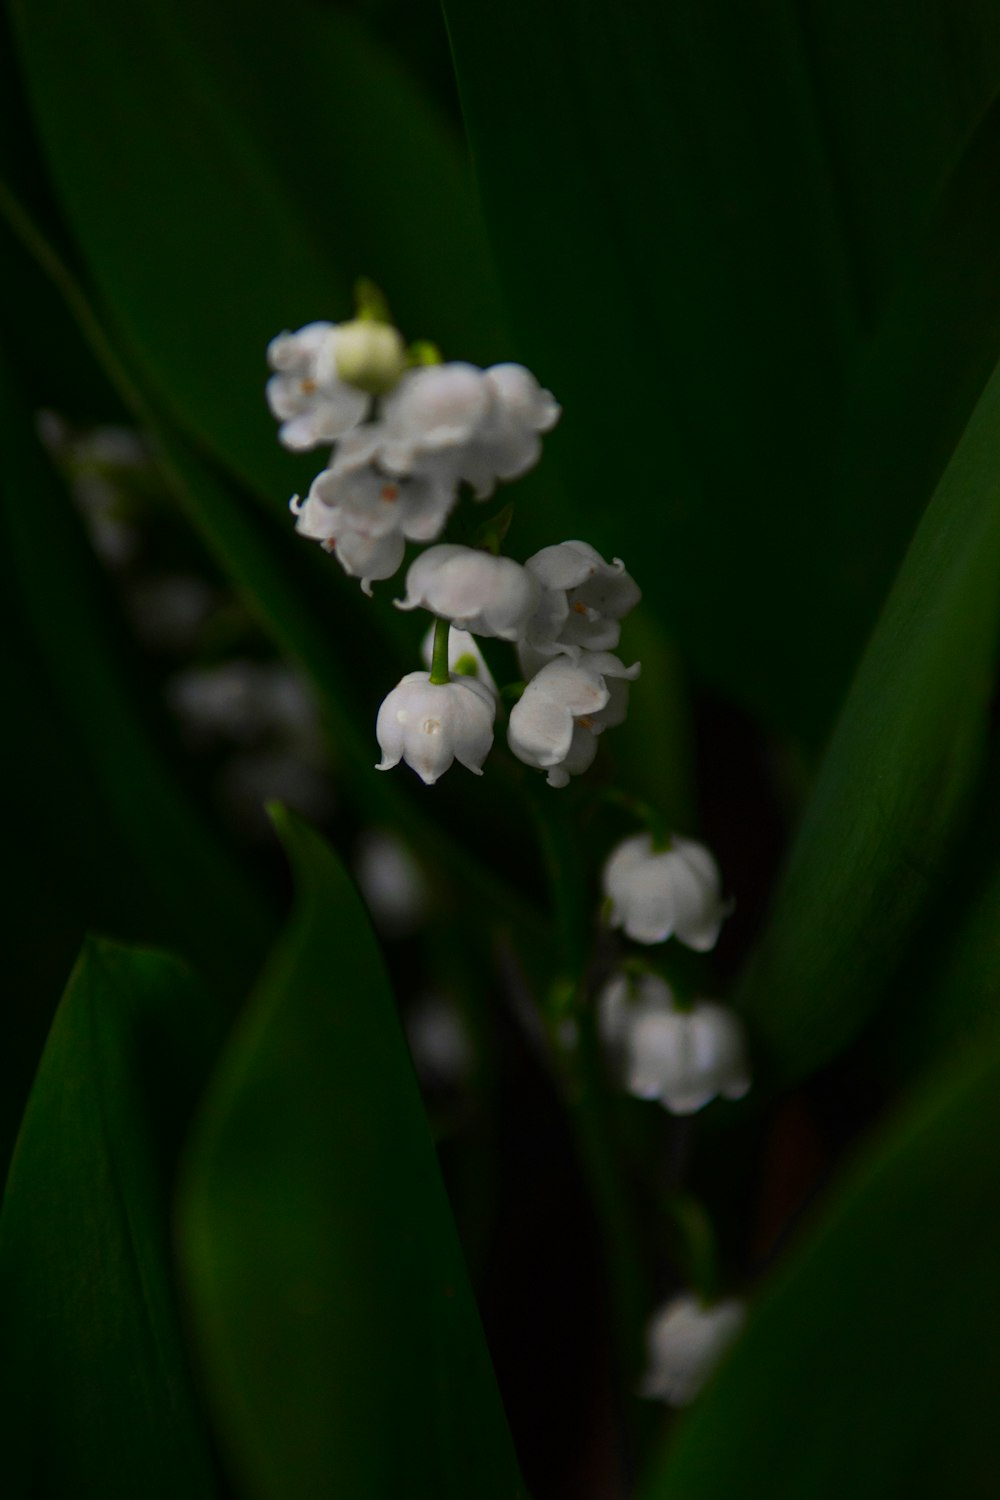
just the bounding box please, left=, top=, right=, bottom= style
left=640, top=1027, right=1000, bottom=1499
left=0, top=941, right=222, bottom=1498
left=179, top=808, right=524, bottom=1500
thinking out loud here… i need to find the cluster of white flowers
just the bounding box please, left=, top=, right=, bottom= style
left=597, top=833, right=750, bottom=1111
left=599, top=972, right=750, bottom=1114
left=267, top=308, right=642, bottom=788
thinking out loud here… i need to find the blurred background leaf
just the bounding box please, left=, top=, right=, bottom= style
left=442, top=0, right=1000, bottom=744
left=8, top=0, right=510, bottom=510
left=0, top=940, right=223, bottom=1499
left=639, top=1017, right=1000, bottom=1500
left=178, top=807, right=525, bottom=1500
left=737, top=346, right=1000, bottom=1083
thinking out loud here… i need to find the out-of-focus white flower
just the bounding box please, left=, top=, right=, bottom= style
left=290, top=488, right=405, bottom=593
left=405, top=993, right=474, bottom=1088
left=376, top=671, right=495, bottom=785
left=354, top=828, right=429, bottom=937
left=455, top=363, right=561, bottom=499
left=598, top=971, right=750, bottom=1113
left=314, top=429, right=461, bottom=543
left=507, top=651, right=640, bottom=787
left=640, top=1294, right=746, bottom=1405
left=378, top=361, right=560, bottom=499
left=379, top=362, right=490, bottom=469
left=266, top=322, right=370, bottom=450
left=420, top=625, right=497, bottom=697
left=603, top=832, right=729, bottom=949
left=396, top=545, right=541, bottom=641
left=166, top=660, right=319, bottom=748
left=523, top=540, right=641, bottom=657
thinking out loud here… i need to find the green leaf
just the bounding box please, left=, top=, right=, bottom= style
left=0, top=339, right=273, bottom=997
left=442, top=0, right=1000, bottom=739
left=638, top=1027, right=1000, bottom=1499
left=738, top=348, right=1000, bottom=1084
left=9, top=0, right=507, bottom=507
left=178, top=806, right=526, bottom=1500
left=0, top=940, right=222, bottom=1499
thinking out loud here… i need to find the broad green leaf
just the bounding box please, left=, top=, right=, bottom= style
left=0, top=940, right=222, bottom=1499
left=442, top=0, right=1000, bottom=740
left=639, top=1025, right=1000, bottom=1500
left=10, top=0, right=507, bottom=508
left=178, top=807, right=525, bottom=1500
left=0, top=342, right=273, bottom=997
left=796, top=0, right=1000, bottom=315
left=738, top=349, right=1000, bottom=1083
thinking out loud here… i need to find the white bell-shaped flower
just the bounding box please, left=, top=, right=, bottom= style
left=266, top=322, right=370, bottom=450
left=524, top=540, right=641, bottom=655
left=455, top=364, right=562, bottom=500
left=315, top=429, right=460, bottom=543
left=378, top=361, right=560, bottom=499
left=289, top=489, right=405, bottom=595
left=507, top=651, right=640, bottom=787
left=597, top=972, right=751, bottom=1113
left=376, top=671, right=495, bottom=785
left=396, top=545, right=542, bottom=641
left=640, top=1294, right=746, bottom=1405
left=603, top=832, right=729, bottom=949
left=379, top=363, right=491, bottom=471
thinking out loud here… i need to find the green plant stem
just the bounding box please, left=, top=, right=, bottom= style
left=528, top=788, right=647, bottom=1450
left=429, top=617, right=451, bottom=684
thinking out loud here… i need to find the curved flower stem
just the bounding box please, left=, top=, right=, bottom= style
left=528, top=788, right=648, bottom=1462
left=429, top=616, right=452, bottom=684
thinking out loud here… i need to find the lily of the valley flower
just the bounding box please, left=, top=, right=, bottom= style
left=376, top=671, right=495, bottom=785
left=640, top=1294, right=746, bottom=1405
left=603, top=831, right=729, bottom=949
left=378, top=362, right=560, bottom=498
left=266, top=322, right=370, bottom=451
left=396, top=545, right=541, bottom=641
left=598, top=971, right=751, bottom=1114
left=524, top=540, right=641, bottom=655
left=507, top=651, right=640, bottom=787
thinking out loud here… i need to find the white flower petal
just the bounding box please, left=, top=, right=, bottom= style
left=640, top=1295, right=746, bottom=1406
left=375, top=671, right=496, bottom=785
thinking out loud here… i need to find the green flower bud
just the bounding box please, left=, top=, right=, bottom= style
left=334, top=319, right=407, bottom=395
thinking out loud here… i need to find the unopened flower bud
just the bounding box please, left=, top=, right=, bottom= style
left=334, top=319, right=408, bottom=395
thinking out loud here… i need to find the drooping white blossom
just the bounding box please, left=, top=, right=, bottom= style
left=376, top=671, right=496, bottom=785
left=314, top=428, right=460, bottom=543
left=378, top=361, right=560, bottom=499
left=266, top=322, right=370, bottom=451
left=397, top=545, right=542, bottom=641
left=603, top=832, right=729, bottom=949
left=354, top=828, right=429, bottom=937
left=598, top=972, right=750, bottom=1114
left=289, top=488, right=405, bottom=594
left=507, top=651, right=640, bottom=787
left=640, top=1294, right=746, bottom=1405
left=523, top=540, right=641, bottom=657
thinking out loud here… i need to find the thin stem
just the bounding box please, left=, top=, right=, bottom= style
left=428, top=617, right=451, bottom=684
left=528, top=788, right=647, bottom=1471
